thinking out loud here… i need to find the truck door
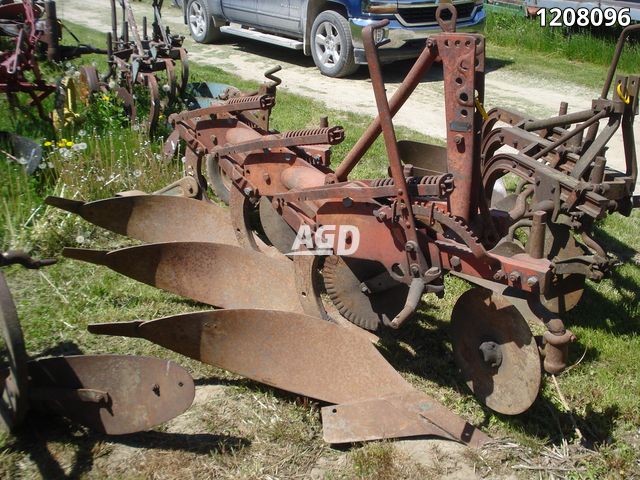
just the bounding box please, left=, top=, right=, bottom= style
left=256, top=0, right=299, bottom=33
left=221, top=0, right=258, bottom=25
left=287, top=0, right=302, bottom=32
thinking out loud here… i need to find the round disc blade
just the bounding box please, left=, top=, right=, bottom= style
left=0, top=272, right=29, bottom=431
left=451, top=287, right=541, bottom=415
left=540, top=223, right=586, bottom=313
left=259, top=197, right=297, bottom=255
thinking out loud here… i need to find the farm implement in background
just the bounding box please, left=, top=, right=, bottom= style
left=46, top=8, right=639, bottom=445
left=0, top=0, right=55, bottom=121
left=0, top=250, right=194, bottom=434
left=0, top=0, right=105, bottom=161
left=77, top=0, right=189, bottom=135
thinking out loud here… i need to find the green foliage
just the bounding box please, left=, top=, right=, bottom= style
left=84, top=91, right=129, bottom=132
left=485, top=10, right=640, bottom=74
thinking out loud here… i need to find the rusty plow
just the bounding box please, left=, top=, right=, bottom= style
left=88, top=309, right=489, bottom=446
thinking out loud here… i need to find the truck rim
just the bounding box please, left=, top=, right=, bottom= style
left=314, top=21, right=342, bottom=68
left=189, top=1, right=206, bottom=37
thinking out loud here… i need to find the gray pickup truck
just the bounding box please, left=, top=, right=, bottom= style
left=181, top=0, right=486, bottom=77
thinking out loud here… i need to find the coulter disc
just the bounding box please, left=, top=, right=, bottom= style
left=540, top=223, right=586, bottom=314
left=0, top=273, right=29, bottom=431
left=451, top=287, right=541, bottom=415
left=77, top=65, right=100, bottom=104
left=258, top=197, right=297, bottom=255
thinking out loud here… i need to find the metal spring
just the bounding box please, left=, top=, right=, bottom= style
left=370, top=177, right=395, bottom=187
left=371, top=174, right=450, bottom=187
left=283, top=127, right=330, bottom=138
left=226, top=95, right=260, bottom=105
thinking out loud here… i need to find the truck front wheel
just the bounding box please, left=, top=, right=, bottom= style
left=187, top=0, right=222, bottom=43
left=310, top=11, right=358, bottom=78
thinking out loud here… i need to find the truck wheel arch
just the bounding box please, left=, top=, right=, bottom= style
left=303, top=0, right=350, bottom=56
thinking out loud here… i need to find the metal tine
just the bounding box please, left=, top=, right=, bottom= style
left=63, top=242, right=306, bottom=313
left=45, top=195, right=239, bottom=246
left=88, top=308, right=489, bottom=446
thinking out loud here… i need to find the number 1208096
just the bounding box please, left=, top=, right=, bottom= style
left=536, top=7, right=631, bottom=27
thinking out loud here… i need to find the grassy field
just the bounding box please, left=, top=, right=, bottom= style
left=0, top=18, right=639, bottom=480
left=484, top=9, right=640, bottom=89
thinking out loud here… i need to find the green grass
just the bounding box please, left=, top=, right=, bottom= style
left=484, top=10, right=640, bottom=89
left=0, top=18, right=639, bottom=480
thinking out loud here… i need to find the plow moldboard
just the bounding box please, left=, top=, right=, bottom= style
left=28, top=355, right=194, bottom=435
left=90, top=309, right=410, bottom=404
left=45, top=195, right=239, bottom=245
left=64, top=242, right=305, bottom=313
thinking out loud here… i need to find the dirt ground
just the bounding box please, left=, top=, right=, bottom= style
left=55, top=0, right=639, bottom=188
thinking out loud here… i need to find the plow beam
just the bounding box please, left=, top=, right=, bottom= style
left=45, top=195, right=239, bottom=245
left=88, top=309, right=489, bottom=446
left=63, top=242, right=305, bottom=313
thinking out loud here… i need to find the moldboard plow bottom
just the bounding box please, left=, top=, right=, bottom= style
left=88, top=309, right=489, bottom=446
left=45, top=195, right=239, bottom=246
left=0, top=252, right=195, bottom=435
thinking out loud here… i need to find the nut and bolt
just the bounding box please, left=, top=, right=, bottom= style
left=450, top=256, right=461, bottom=269
left=493, top=270, right=506, bottom=281
left=509, top=271, right=521, bottom=283
left=375, top=210, right=388, bottom=221
left=527, top=276, right=538, bottom=288
left=404, top=241, right=417, bottom=252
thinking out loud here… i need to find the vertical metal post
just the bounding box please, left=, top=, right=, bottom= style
left=528, top=211, right=546, bottom=259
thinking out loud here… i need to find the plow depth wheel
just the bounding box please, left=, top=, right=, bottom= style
left=451, top=287, right=541, bottom=415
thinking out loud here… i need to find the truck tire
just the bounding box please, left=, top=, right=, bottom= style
left=187, top=0, right=222, bottom=43
left=310, top=10, right=358, bottom=78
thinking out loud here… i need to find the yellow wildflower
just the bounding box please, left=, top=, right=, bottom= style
left=43, top=141, right=52, bottom=147
left=57, top=141, right=65, bottom=147
left=66, top=141, right=74, bottom=147
left=102, top=94, right=110, bottom=101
